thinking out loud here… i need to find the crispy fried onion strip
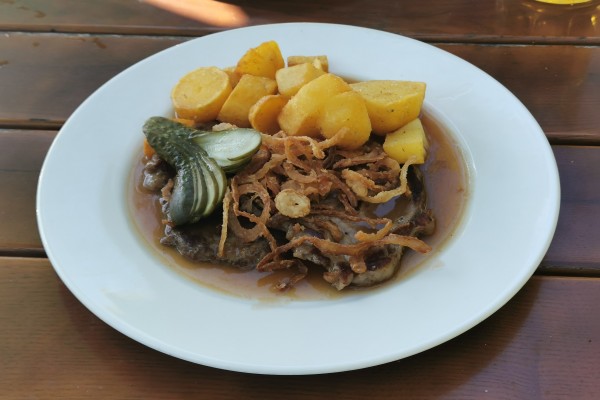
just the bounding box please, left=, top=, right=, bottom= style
left=217, top=187, right=232, bottom=258
left=317, top=127, right=350, bottom=151
left=257, top=234, right=431, bottom=273
left=216, top=128, right=427, bottom=290
left=244, top=153, right=285, bottom=181
left=228, top=178, right=277, bottom=250
left=342, top=156, right=417, bottom=203
left=332, top=147, right=387, bottom=169
left=268, top=260, right=309, bottom=291
left=354, top=219, right=394, bottom=242
left=310, top=206, right=394, bottom=243
left=262, top=133, right=326, bottom=161
left=282, top=161, right=317, bottom=183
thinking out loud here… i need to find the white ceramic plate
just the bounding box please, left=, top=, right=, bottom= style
left=37, top=23, right=560, bottom=375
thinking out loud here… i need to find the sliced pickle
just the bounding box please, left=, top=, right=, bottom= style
left=143, top=117, right=232, bottom=225
left=190, top=127, right=262, bottom=163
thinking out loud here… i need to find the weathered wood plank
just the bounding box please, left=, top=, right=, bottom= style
left=0, top=33, right=180, bottom=127
left=1, top=34, right=598, bottom=142
left=0, top=130, right=54, bottom=256
left=540, top=146, right=600, bottom=274
left=1, top=129, right=598, bottom=273
left=0, top=0, right=598, bottom=44
left=0, top=259, right=598, bottom=399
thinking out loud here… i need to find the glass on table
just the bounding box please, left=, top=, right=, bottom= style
left=535, top=0, right=592, bottom=4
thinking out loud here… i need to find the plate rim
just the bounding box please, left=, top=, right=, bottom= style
left=36, top=22, right=561, bottom=375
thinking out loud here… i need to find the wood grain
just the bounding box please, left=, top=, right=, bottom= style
left=2, top=128, right=599, bottom=273
left=0, top=0, right=599, bottom=44
left=0, top=33, right=179, bottom=128
left=0, top=258, right=598, bottom=399
left=541, top=146, right=600, bottom=274
left=2, top=1, right=598, bottom=397
left=0, top=130, right=54, bottom=256
left=443, top=43, right=600, bottom=144
left=1, top=34, right=600, bottom=142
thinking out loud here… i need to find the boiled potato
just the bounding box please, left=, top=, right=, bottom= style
left=275, top=63, right=326, bottom=97
left=172, top=118, right=196, bottom=127
left=278, top=73, right=351, bottom=137
left=235, top=40, right=285, bottom=79
left=287, top=55, right=329, bottom=72
left=171, top=66, right=232, bottom=122
left=318, top=91, right=371, bottom=149
left=383, top=118, right=428, bottom=164
left=222, top=66, right=242, bottom=88
left=217, top=75, right=277, bottom=127
left=350, top=80, right=426, bottom=135
left=249, top=94, right=288, bottom=134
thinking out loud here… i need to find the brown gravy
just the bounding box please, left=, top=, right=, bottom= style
left=128, top=113, right=469, bottom=301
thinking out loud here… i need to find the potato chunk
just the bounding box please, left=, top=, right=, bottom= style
left=275, top=63, right=326, bottom=97
left=171, top=66, right=232, bottom=122
left=222, top=66, right=242, bottom=88
left=287, top=55, right=329, bottom=72
left=278, top=73, right=351, bottom=137
left=318, top=91, right=371, bottom=149
left=383, top=118, right=428, bottom=164
left=217, top=74, right=277, bottom=127
left=249, top=94, right=288, bottom=134
left=235, top=40, right=285, bottom=79
left=350, top=80, right=426, bottom=134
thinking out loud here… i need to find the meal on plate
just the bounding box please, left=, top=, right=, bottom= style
left=137, top=40, right=436, bottom=291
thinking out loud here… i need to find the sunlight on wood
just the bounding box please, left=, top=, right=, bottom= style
left=144, top=0, right=249, bottom=27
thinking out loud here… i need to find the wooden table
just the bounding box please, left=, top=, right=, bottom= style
left=1, top=0, right=599, bottom=398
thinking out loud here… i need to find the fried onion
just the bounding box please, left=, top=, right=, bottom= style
left=217, top=130, right=429, bottom=290
left=257, top=234, right=431, bottom=271
left=343, top=156, right=417, bottom=203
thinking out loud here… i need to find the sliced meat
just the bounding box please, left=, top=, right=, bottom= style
left=142, top=154, right=171, bottom=191
left=142, top=142, right=434, bottom=290
left=143, top=155, right=270, bottom=269
left=350, top=166, right=434, bottom=287
left=161, top=213, right=271, bottom=270
left=269, top=166, right=434, bottom=289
